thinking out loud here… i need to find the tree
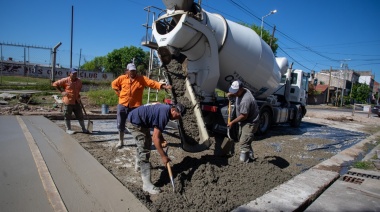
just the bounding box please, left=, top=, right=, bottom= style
left=81, top=46, right=149, bottom=76
left=81, top=56, right=106, bottom=72
left=351, top=82, right=371, bottom=104
left=105, top=46, right=148, bottom=76
left=242, top=23, right=279, bottom=54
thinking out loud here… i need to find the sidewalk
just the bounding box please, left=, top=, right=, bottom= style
left=234, top=131, right=380, bottom=211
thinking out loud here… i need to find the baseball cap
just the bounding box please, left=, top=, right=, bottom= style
left=175, top=103, right=185, bottom=116
left=229, top=80, right=241, bottom=94
left=70, top=68, right=78, bottom=73
left=126, top=63, right=136, bottom=71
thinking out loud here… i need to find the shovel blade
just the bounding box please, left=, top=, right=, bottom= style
left=170, top=178, right=175, bottom=192
left=220, top=137, right=233, bottom=156
left=167, top=163, right=175, bottom=192
left=87, top=120, right=93, bottom=133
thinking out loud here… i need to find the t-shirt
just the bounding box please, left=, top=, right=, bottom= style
left=127, top=104, right=171, bottom=132
left=235, top=88, right=259, bottom=124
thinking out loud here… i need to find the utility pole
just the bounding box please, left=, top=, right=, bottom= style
left=340, top=70, right=344, bottom=107
left=269, top=25, right=276, bottom=47
left=70, top=5, right=74, bottom=68
left=78, top=48, right=82, bottom=75
left=0, top=44, right=2, bottom=84
left=340, top=60, right=350, bottom=106
left=326, top=67, right=332, bottom=105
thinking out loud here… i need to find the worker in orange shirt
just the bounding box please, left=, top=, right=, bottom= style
left=111, top=63, right=172, bottom=149
left=53, top=68, right=89, bottom=134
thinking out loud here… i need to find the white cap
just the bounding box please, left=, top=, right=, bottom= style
left=229, top=80, right=241, bottom=93
left=127, top=63, right=136, bottom=71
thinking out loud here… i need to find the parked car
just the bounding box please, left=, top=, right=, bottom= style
left=372, top=105, right=380, bottom=117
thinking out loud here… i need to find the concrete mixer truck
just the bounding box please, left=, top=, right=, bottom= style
left=142, top=0, right=310, bottom=152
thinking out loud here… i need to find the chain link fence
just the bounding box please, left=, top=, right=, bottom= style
left=0, top=43, right=113, bottom=85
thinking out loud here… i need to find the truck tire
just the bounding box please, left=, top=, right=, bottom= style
left=257, top=108, right=272, bottom=135
left=290, top=108, right=302, bottom=127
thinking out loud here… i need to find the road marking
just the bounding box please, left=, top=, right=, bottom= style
left=16, top=116, right=68, bottom=212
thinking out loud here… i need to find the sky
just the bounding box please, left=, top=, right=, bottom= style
left=1, top=0, right=380, bottom=82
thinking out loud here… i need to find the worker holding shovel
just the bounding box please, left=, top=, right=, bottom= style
left=227, top=80, right=260, bottom=163
left=126, top=102, right=184, bottom=194
left=52, top=68, right=89, bottom=134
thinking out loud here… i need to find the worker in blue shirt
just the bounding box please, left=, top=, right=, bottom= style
left=126, top=103, right=185, bottom=194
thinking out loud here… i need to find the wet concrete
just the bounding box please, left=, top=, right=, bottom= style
left=267, top=122, right=367, bottom=154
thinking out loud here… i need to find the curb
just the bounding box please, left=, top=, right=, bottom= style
left=234, top=131, right=380, bottom=211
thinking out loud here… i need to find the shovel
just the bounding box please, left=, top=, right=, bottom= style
left=162, top=142, right=175, bottom=192
left=167, top=162, right=175, bottom=192
left=221, top=100, right=233, bottom=155
left=79, top=101, right=93, bottom=133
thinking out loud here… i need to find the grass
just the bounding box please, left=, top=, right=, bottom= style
left=85, top=86, right=169, bottom=107
left=352, top=161, right=375, bottom=170
left=0, top=75, right=218, bottom=107
left=0, top=76, right=53, bottom=91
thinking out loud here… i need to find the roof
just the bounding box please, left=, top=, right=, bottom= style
left=315, top=84, right=329, bottom=93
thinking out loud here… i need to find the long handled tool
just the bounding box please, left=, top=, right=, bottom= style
left=227, top=100, right=231, bottom=139
left=221, top=100, right=233, bottom=155
left=162, top=142, right=175, bottom=192
left=79, top=101, right=93, bottom=133
left=167, top=162, right=175, bottom=192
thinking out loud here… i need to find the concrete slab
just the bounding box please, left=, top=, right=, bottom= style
left=0, top=116, right=149, bottom=212
left=233, top=169, right=339, bottom=212
left=306, top=168, right=380, bottom=211
left=0, top=116, right=54, bottom=212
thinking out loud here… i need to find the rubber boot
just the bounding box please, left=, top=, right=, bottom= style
left=65, top=119, right=75, bottom=135
left=134, top=155, right=140, bottom=172
left=116, top=131, right=124, bottom=149
left=239, top=151, right=249, bottom=163
left=79, top=120, right=89, bottom=134
left=248, top=146, right=255, bottom=161
left=248, top=150, right=255, bottom=161
left=141, top=162, right=160, bottom=194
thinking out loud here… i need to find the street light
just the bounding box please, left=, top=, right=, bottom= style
left=261, top=10, right=277, bottom=38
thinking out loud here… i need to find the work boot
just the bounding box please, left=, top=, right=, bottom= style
left=116, top=131, right=124, bottom=149
left=79, top=120, right=89, bottom=134
left=239, top=151, right=249, bottom=163
left=248, top=150, right=255, bottom=161
left=141, top=162, right=160, bottom=194
left=248, top=146, right=255, bottom=161
left=135, top=155, right=140, bottom=172
left=64, top=119, right=75, bottom=135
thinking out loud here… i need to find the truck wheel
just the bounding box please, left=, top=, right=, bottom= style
left=291, top=108, right=302, bottom=127
left=257, top=108, right=272, bottom=135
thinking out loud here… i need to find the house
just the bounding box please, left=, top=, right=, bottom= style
left=308, top=84, right=329, bottom=105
